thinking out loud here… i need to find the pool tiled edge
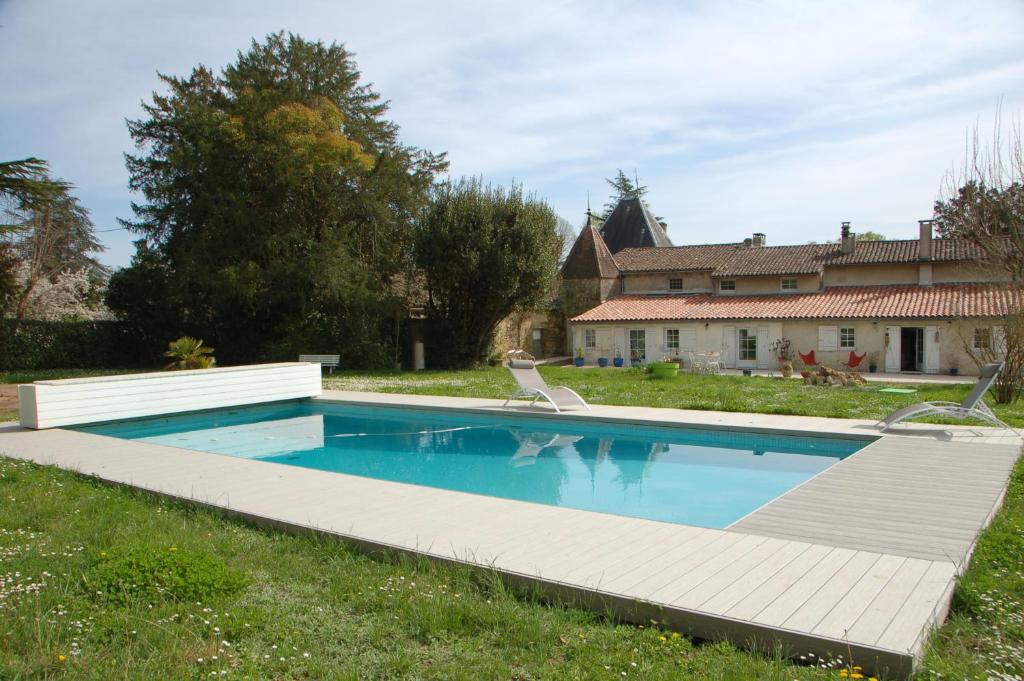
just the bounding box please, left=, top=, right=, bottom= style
left=1, top=392, right=1020, bottom=679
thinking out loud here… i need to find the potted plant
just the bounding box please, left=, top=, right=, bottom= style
left=613, top=348, right=624, bottom=368
left=949, top=358, right=959, bottom=376
left=742, top=368, right=752, bottom=377
left=867, top=352, right=879, bottom=373
left=574, top=347, right=585, bottom=367
left=800, top=367, right=812, bottom=379
left=487, top=351, right=504, bottom=367
left=768, top=338, right=793, bottom=370
left=597, top=356, right=609, bottom=368
left=780, top=359, right=794, bottom=378
left=649, top=355, right=680, bottom=379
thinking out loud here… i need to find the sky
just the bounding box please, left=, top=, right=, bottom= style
left=2, top=0, right=1023, bottom=269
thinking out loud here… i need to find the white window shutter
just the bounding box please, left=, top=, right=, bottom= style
left=818, top=325, right=838, bottom=351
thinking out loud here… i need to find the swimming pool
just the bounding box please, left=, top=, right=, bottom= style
left=79, top=401, right=866, bottom=528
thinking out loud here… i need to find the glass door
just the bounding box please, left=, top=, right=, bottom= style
left=629, top=329, right=646, bottom=365
left=737, top=328, right=757, bottom=367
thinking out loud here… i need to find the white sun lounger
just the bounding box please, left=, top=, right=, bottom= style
left=503, top=359, right=590, bottom=413
left=879, top=362, right=1015, bottom=432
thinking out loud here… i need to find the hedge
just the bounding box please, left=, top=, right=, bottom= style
left=0, top=319, right=152, bottom=370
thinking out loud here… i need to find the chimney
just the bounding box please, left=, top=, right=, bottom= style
left=918, top=219, right=933, bottom=261
left=840, top=221, right=856, bottom=255
left=751, top=232, right=766, bottom=247
left=743, top=237, right=753, bottom=248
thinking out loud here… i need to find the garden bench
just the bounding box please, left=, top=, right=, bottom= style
left=299, top=354, right=340, bottom=374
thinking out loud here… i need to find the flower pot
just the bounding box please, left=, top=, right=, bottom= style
left=574, top=358, right=584, bottom=367
left=780, top=361, right=794, bottom=378
left=613, top=357, right=624, bottom=367
left=949, top=367, right=959, bottom=376
left=868, top=364, right=877, bottom=373
left=649, top=361, right=679, bottom=378
left=597, top=357, right=609, bottom=368
left=800, top=369, right=812, bottom=379
left=742, top=368, right=752, bottom=377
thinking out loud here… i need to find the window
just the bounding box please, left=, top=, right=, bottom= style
left=584, top=328, right=596, bottom=349
left=974, top=327, right=992, bottom=350
left=665, top=328, right=680, bottom=350
left=629, top=329, right=646, bottom=362
left=720, top=279, right=736, bottom=291
left=781, top=277, right=798, bottom=291
left=738, top=328, right=757, bottom=361
left=668, top=278, right=683, bottom=291
left=840, top=327, right=856, bottom=349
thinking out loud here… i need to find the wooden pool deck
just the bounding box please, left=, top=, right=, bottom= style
left=0, top=390, right=1019, bottom=678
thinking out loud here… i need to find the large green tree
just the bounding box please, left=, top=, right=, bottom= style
left=111, top=33, right=446, bottom=365
left=415, top=178, right=560, bottom=368
left=1, top=157, right=71, bottom=313
left=1, top=159, right=106, bottom=318
left=0, top=158, right=68, bottom=217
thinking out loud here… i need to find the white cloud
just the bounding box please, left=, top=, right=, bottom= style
left=1, top=0, right=1022, bottom=266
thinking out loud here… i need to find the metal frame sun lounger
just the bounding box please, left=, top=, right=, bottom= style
left=878, top=362, right=1015, bottom=432
left=504, top=359, right=590, bottom=413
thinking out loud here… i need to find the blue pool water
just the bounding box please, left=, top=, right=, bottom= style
left=79, top=401, right=865, bottom=528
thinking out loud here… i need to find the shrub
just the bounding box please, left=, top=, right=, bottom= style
left=84, top=545, right=247, bottom=605
left=164, top=336, right=216, bottom=370
left=0, top=319, right=151, bottom=369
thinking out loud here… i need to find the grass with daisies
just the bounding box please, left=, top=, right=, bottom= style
left=0, top=365, right=1021, bottom=678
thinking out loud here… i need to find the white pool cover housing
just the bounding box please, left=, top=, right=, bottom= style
left=18, top=362, right=323, bottom=429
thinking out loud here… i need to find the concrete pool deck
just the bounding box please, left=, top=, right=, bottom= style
left=0, top=390, right=1020, bottom=678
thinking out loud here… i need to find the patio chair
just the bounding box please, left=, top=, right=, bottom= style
left=878, top=362, right=1015, bottom=432
left=503, top=359, right=590, bottom=413
left=841, top=351, right=866, bottom=370
left=798, top=350, right=816, bottom=366
left=705, top=351, right=722, bottom=374
left=687, top=350, right=707, bottom=373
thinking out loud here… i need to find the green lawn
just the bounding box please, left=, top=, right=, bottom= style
left=3, top=365, right=1020, bottom=428
left=0, top=455, right=1020, bottom=680
left=323, top=366, right=1024, bottom=427
left=0, top=365, right=1021, bottom=678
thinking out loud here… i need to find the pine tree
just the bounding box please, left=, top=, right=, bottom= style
left=601, top=169, right=647, bottom=219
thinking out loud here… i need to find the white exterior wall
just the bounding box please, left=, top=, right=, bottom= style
left=571, top=320, right=988, bottom=374
left=572, top=321, right=783, bottom=368
left=18, top=362, right=323, bottom=429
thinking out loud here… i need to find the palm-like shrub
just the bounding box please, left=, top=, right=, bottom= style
left=164, top=336, right=215, bottom=370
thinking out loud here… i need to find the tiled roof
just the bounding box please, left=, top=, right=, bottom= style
left=561, top=220, right=619, bottom=279
left=614, top=243, right=742, bottom=272
left=824, top=238, right=989, bottom=265
left=599, top=196, right=673, bottom=253
left=570, top=284, right=1022, bottom=323
left=714, top=244, right=829, bottom=277
left=612, top=238, right=987, bottom=276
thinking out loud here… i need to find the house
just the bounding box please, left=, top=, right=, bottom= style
left=562, top=198, right=1020, bottom=375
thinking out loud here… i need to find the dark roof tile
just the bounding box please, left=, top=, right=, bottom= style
left=599, top=196, right=673, bottom=253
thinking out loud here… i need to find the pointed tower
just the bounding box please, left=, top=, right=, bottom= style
left=561, top=211, right=619, bottom=281
left=558, top=211, right=620, bottom=350
left=599, top=195, right=672, bottom=253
